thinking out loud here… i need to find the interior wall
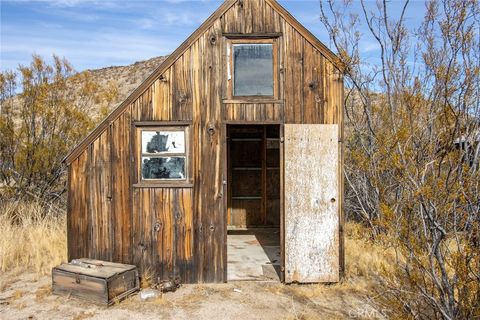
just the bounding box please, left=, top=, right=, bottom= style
left=227, top=125, right=280, bottom=228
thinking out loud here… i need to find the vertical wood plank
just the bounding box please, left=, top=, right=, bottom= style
left=163, top=188, right=174, bottom=278
left=195, top=21, right=225, bottom=283
left=111, top=110, right=132, bottom=264
left=252, top=0, right=265, bottom=33
left=283, top=23, right=305, bottom=123
left=172, top=52, right=193, bottom=120
left=67, top=151, right=89, bottom=260
left=132, top=188, right=142, bottom=272
left=303, top=43, right=325, bottom=124
left=142, top=189, right=153, bottom=275
left=174, top=189, right=194, bottom=283
left=192, top=31, right=204, bottom=282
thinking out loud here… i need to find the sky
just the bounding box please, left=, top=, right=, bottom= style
left=0, top=0, right=427, bottom=73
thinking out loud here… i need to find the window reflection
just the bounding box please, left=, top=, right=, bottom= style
left=233, top=44, right=273, bottom=96
left=142, top=157, right=186, bottom=180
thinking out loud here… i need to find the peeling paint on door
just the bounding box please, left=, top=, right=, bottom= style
left=284, top=124, right=339, bottom=283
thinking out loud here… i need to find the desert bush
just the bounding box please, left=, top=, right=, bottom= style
left=0, top=201, right=67, bottom=274
left=0, top=55, right=118, bottom=203
left=320, top=0, right=479, bottom=318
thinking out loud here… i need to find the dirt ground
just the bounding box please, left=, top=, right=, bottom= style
left=0, top=271, right=384, bottom=320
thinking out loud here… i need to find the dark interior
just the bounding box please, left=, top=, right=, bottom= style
left=227, top=125, right=281, bottom=281
left=227, top=125, right=280, bottom=228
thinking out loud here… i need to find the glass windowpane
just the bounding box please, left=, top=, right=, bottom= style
left=233, top=44, right=273, bottom=96
left=141, top=157, right=186, bottom=180
left=142, top=130, right=185, bottom=154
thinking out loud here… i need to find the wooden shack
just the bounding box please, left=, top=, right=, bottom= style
left=64, top=0, right=344, bottom=284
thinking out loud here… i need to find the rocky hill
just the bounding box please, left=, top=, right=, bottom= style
left=86, top=55, right=167, bottom=112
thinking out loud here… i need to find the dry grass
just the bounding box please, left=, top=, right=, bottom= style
left=0, top=218, right=392, bottom=319
left=35, top=284, right=52, bottom=302
left=140, top=267, right=156, bottom=289
left=0, top=201, right=390, bottom=293
left=13, top=290, right=24, bottom=300
left=265, top=222, right=394, bottom=319
left=0, top=201, right=67, bottom=275
left=344, top=222, right=396, bottom=279
left=286, top=223, right=392, bottom=298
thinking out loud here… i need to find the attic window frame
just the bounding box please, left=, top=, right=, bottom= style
left=134, top=122, right=192, bottom=188
left=226, top=38, right=279, bottom=100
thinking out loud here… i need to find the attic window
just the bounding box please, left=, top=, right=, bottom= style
left=139, top=127, right=188, bottom=181
left=227, top=39, right=278, bottom=98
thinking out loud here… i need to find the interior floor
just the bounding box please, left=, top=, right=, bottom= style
left=227, top=125, right=281, bottom=281
left=227, top=228, right=281, bottom=281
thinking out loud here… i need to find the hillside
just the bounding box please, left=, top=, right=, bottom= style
left=86, top=55, right=167, bottom=112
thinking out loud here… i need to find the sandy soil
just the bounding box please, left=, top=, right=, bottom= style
left=0, top=271, right=382, bottom=320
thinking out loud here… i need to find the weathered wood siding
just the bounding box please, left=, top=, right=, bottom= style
left=67, top=0, right=344, bottom=283
left=132, top=188, right=194, bottom=283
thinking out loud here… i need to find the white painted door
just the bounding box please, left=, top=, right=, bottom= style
left=284, top=124, right=339, bottom=283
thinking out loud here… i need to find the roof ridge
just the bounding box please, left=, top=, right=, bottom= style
left=64, top=0, right=343, bottom=164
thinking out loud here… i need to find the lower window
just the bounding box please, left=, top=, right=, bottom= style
left=142, top=156, right=186, bottom=179
left=137, top=125, right=189, bottom=182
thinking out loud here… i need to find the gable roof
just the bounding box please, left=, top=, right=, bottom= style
left=64, top=0, right=343, bottom=164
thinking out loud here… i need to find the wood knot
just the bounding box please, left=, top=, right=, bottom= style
left=159, top=75, right=167, bottom=82
left=175, top=211, right=182, bottom=221
left=207, top=123, right=216, bottom=136
left=209, top=35, right=217, bottom=45
left=178, top=93, right=188, bottom=104
left=209, top=225, right=215, bottom=232
left=308, top=81, right=318, bottom=90
left=238, top=0, right=244, bottom=8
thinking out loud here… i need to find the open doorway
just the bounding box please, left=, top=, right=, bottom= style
left=227, top=125, right=281, bottom=281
